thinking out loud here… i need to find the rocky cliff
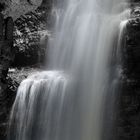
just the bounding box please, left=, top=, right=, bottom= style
left=1, top=1, right=140, bottom=140
left=0, top=0, right=43, bottom=20
left=116, top=5, right=140, bottom=140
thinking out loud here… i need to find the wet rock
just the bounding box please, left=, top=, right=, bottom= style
left=117, top=6, right=140, bottom=140
left=12, top=7, right=49, bottom=67
left=0, top=1, right=50, bottom=139
left=0, top=67, right=41, bottom=139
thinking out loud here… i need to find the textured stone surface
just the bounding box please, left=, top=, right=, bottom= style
left=12, top=7, right=49, bottom=67
left=0, top=0, right=43, bottom=20
left=0, top=15, right=14, bottom=95
left=116, top=6, right=140, bottom=140
left=1, top=1, right=140, bottom=140
left=0, top=14, right=14, bottom=140
left=0, top=1, right=50, bottom=139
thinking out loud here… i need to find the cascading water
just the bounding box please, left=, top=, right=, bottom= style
left=8, top=0, right=130, bottom=140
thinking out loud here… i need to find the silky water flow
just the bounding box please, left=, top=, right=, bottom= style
left=7, top=0, right=130, bottom=140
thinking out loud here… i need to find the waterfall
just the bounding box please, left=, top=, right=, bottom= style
left=8, top=0, right=130, bottom=140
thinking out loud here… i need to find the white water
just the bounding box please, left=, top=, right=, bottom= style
left=8, top=0, right=130, bottom=140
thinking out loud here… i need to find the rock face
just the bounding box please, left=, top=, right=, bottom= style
left=0, top=0, right=44, bottom=94
left=116, top=6, right=140, bottom=140
left=0, top=14, right=14, bottom=140
left=0, top=0, right=43, bottom=20
left=12, top=7, right=49, bottom=67
left=1, top=1, right=140, bottom=140
left=0, top=0, right=44, bottom=139
left=0, top=15, right=14, bottom=93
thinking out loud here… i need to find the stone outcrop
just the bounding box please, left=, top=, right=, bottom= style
left=1, top=1, right=140, bottom=140
left=12, top=7, right=49, bottom=67
left=0, top=14, right=14, bottom=140
left=0, top=0, right=43, bottom=20
left=116, top=6, right=140, bottom=140
left=0, top=0, right=43, bottom=139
